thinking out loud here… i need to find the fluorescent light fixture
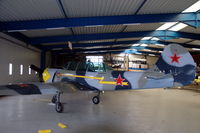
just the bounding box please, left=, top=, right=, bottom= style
left=9, top=63, right=12, bottom=75
left=20, top=65, right=23, bottom=75
left=156, top=22, right=178, bottom=30
left=192, top=48, right=200, bottom=51
left=123, top=23, right=141, bottom=26
left=182, top=1, right=200, bottom=12
left=141, top=37, right=152, bottom=40
left=141, top=44, right=148, bottom=46
left=149, top=54, right=155, bottom=56
left=151, top=37, right=160, bottom=40
left=85, top=25, right=104, bottom=28
left=132, top=44, right=140, bottom=46
left=46, top=27, right=66, bottom=30
left=169, top=23, right=187, bottom=31
left=8, top=29, right=27, bottom=32
left=158, top=51, right=162, bottom=53
left=135, top=53, right=142, bottom=55
left=29, top=66, right=31, bottom=75
left=155, top=44, right=165, bottom=47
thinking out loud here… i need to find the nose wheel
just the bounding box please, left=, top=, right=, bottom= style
left=92, top=91, right=102, bottom=104
left=52, top=91, right=63, bottom=113
left=92, top=96, right=100, bottom=104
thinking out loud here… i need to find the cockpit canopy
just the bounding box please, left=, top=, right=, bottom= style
left=64, top=61, right=112, bottom=72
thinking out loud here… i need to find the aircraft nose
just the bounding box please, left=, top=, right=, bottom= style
left=42, top=68, right=51, bottom=82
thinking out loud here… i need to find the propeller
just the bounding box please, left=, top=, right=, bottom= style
left=30, top=64, right=44, bottom=82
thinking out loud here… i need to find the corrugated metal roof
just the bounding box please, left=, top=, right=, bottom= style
left=78, top=39, right=115, bottom=44
left=0, top=0, right=64, bottom=21
left=76, top=46, right=111, bottom=49
left=180, top=27, right=200, bottom=34
left=125, top=23, right=163, bottom=32
left=166, top=38, right=192, bottom=43
left=20, top=28, right=72, bottom=37
left=116, top=37, right=143, bottom=41
left=73, top=25, right=125, bottom=34
left=137, top=0, right=198, bottom=14
left=62, top=0, right=144, bottom=18
left=188, top=40, right=200, bottom=45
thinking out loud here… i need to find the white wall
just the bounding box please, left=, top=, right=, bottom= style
left=104, top=53, right=159, bottom=69
left=0, top=34, right=40, bottom=85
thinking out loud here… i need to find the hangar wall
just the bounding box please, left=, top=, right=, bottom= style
left=0, top=34, right=40, bottom=85
left=129, top=54, right=158, bottom=68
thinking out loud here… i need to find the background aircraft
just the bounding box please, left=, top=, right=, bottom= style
left=0, top=44, right=196, bottom=113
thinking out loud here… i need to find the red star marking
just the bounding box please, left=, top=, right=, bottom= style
left=114, top=74, right=125, bottom=86
left=170, top=53, right=180, bottom=63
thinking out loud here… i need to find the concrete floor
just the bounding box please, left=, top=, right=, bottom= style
left=0, top=89, right=200, bottom=133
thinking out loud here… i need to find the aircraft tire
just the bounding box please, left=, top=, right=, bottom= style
left=92, top=96, right=100, bottom=104
left=52, top=95, right=57, bottom=103
left=55, top=102, right=63, bottom=113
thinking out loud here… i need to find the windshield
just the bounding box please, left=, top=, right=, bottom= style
left=63, top=61, right=113, bottom=72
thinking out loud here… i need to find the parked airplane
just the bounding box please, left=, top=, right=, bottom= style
left=0, top=44, right=196, bottom=113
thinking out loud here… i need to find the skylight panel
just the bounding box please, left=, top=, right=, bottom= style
left=168, top=23, right=187, bottom=31
left=156, top=22, right=177, bottom=30
left=182, top=1, right=200, bottom=12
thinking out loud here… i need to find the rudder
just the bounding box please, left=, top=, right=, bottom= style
left=156, top=44, right=196, bottom=86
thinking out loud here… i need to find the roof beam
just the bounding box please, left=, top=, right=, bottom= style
left=71, top=46, right=162, bottom=52
left=0, top=12, right=199, bottom=31
left=45, top=40, right=199, bottom=50
left=53, top=48, right=160, bottom=55
left=30, top=30, right=200, bottom=44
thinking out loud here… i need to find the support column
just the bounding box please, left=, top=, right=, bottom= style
left=40, top=50, right=46, bottom=70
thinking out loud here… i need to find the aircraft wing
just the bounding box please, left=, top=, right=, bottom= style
left=0, top=81, right=91, bottom=96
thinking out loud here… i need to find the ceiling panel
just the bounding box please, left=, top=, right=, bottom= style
left=20, top=28, right=72, bottom=37
left=0, top=0, right=64, bottom=21
left=137, top=0, right=198, bottom=14
left=188, top=40, right=200, bottom=45
left=166, top=38, right=193, bottom=43
left=116, top=37, right=142, bottom=41
left=180, top=26, right=200, bottom=34
left=125, top=23, right=163, bottom=32
left=73, top=25, right=125, bottom=35
left=62, top=0, right=144, bottom=18
left=78, top=39, right=115, bottom=44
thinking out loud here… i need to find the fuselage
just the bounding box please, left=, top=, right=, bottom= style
left=53, top=69, right=174, bottom=91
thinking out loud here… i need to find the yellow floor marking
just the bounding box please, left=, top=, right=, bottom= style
left=38, top=129, right=52, bottom=133
left=58, top=123, right=68, bottom=128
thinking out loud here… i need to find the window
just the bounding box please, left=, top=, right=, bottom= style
left=20, top=65, right=23, bottom=75
left=77, top=62, right=87, bottom=71
left=9, top=63, right=12, bottom=75
left=86, top=56, right=103, bottom=63
left=67, top=62, right=78, bottom=71
left=28, top=66, right=31, bottom=75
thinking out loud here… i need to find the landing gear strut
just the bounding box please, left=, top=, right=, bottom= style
left=92, top=91, right=102, bottom=104
left=53, top=91, right=63, bottom=113
left=51, top=94, right=56, bottom=103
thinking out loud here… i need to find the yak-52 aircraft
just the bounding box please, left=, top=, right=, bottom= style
left=0, top=44, right=196, bottom=113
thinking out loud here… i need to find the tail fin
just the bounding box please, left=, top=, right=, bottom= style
left=156, top=44, right=196, bottom=86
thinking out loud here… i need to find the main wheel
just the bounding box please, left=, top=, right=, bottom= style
left=51, top=95, right=57, bottom=103
left=55, top=102, right=63, bottom=113
left=92, top=96, right=100, bottom=104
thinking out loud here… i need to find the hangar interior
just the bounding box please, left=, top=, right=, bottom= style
left=0, top=0, right=200, bottom=133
